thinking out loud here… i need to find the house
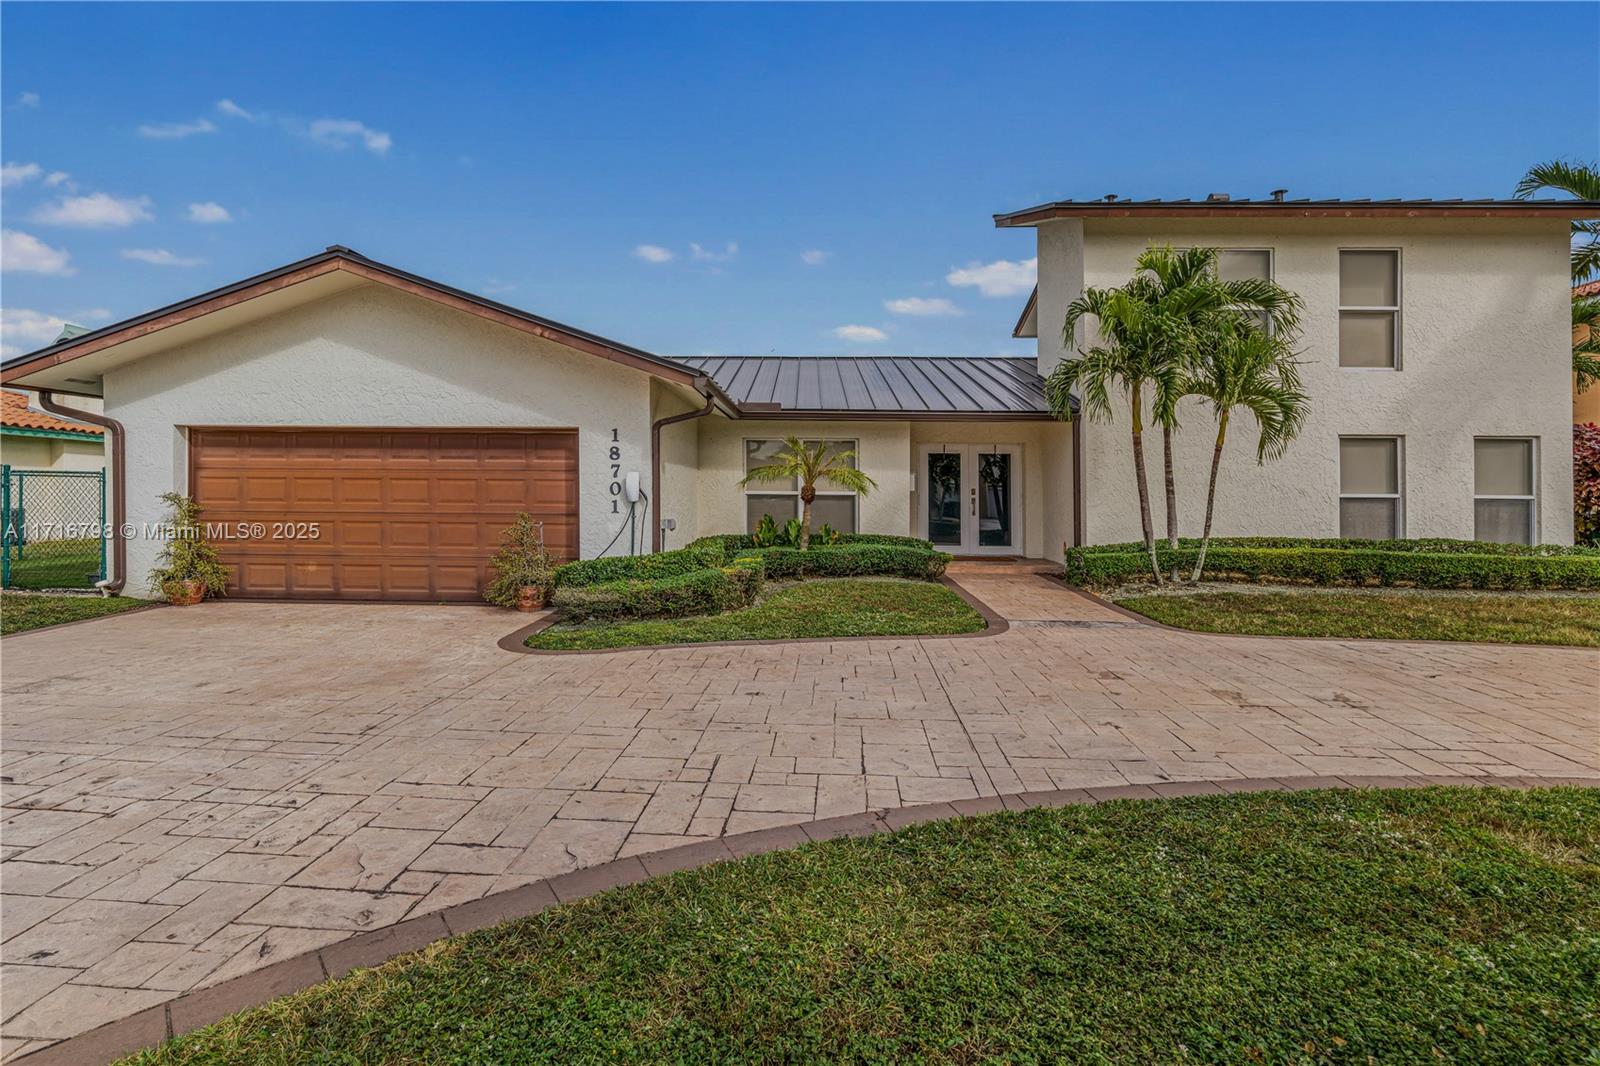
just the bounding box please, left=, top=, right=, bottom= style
left=0, top=194, right=1588, bottom=602
left=1576, top=278, right=1600, bottom=425
left=1, top=389, right=105, bottom=472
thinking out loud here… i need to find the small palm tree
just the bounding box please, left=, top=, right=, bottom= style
left=1575, top=291, right=1600, bottom=393
left=739, top=437, right=876, bottom=550
left=1516, top=159, right=1600, bottom=390
left=1184, top=317, right=1310, bottom=582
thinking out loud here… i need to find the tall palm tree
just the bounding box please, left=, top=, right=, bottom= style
left=1516, top=159, right=1600, bottom=390
left=1184, top=316, right=1310, bottom=582
left=739, top=437, right=876, bottom=550
left=1047, top=284, right=1166, bottom=582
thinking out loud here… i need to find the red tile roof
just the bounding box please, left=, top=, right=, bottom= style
left=1, top=390, right=104, bottom=436
left=1576, top=280, right=1600, bottom=298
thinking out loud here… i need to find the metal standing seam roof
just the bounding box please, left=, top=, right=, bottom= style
left=994, top=196, right=1600, bottom=226
left=675, top=356, right=1059, bottom=416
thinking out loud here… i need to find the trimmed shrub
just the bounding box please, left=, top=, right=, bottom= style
left=554, top=541, right=725, bottom=588
left=1064, top=544, right=1600, bottom=591
left=1072, top=535, right=1599, bottom=559
left=551, top=552, right=767, bottom=623
left=747, top=543, right=949, bottom=581
left=1577, top=423, right=1600, bottom=546
left=689, top=532, right=936, bottom=553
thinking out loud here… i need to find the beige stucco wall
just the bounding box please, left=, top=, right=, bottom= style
left=0, top=435, right=56, bottom=468
left=651, top=382, right=705, bottom=551
left=1035, top=217, right=1576, bottom=545
left=104, top=283, right=660, bottom=596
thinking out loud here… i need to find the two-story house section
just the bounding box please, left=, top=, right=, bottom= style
left=1001, top=194, right=1583, bottom=547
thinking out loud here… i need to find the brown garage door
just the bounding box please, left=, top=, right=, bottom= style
left=190, top=429, right=578, bottom=601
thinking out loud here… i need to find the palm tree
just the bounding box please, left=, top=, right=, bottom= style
left=1516, top=159, right=1600, bottom=390
left=1184, top=316, right=1310, bottom=582
left=739, top=437, right=876, bottom=550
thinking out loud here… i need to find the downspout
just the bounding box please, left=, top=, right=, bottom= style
left=1071, top=406, right=1085, bottom=549
left=38, top=391, right=126, bottom=594
left=650, top=384, right=717, bottom=552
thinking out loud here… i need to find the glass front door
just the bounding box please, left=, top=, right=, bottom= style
left=919, top=445, right=1020, bottom=554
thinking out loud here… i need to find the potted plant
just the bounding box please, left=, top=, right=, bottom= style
left=484, top=513, right=555, bottom=610
left=147, top=492, right=230, bottom=605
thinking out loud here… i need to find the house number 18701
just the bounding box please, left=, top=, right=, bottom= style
left=609, top=428, right=624, bottom=512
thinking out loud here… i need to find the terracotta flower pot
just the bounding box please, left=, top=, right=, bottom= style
left=167, top=579, right=205, bottom=606
left=516, top=585, right=547, bottom=612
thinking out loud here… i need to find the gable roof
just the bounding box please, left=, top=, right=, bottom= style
left=995, top=197, right=1600, bottom=227
left=1012, top=287, right=1039, bottom=339
left=677, top=355, right=1059, bottom=419
left=2, top=389, right=104, bottom=436
left=0, top=246, right=716, bottom=397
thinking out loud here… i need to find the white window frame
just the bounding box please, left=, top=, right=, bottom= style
left=1338, top=248, right=1403, bottom=371
left=1338, top=435, right=1405, bottom=539
left=742, top=437, right=860, bottom=533
left=1473, top=436, right=1539, bottom=544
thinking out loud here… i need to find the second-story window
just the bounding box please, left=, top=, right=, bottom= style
left=1217, top=249, right=1274, bottom=333
left=1339, top=250, right=1401, bottom=368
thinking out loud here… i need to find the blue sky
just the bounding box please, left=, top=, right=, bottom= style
left=2, top=2, right=1596, bottom=361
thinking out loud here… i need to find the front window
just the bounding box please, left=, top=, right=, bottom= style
left=1339, top=250, right=1401, bottom=368
left=743, top=439, right=858, bottom=534
left=1217, top=249, right=1274, bottom=332
left=1339, top=436, right=1403, bottom=539
left=1474, top=438, right=1537, bottom=544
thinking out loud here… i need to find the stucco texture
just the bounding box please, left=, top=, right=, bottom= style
left=105, top=283, right=659, bottom=596
left=1034, top=217, right=1575, bottom=546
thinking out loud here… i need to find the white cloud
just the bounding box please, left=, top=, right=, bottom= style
left=1, top=230, right=74, bottom=275
left=307, top=118, right=392, bottom=155
left=2, top=162, right=42, bottom=188
left=633, top=244, right=674, bottom=264
left=885, top=296, right=962, bottom=317
left=831, top=324, right=888, bottom=343
left=43, top=170, right=71, bottom=188
left=121, top=248, right=204, bottom=267
left=1, top=308, right=73, bottom=355
left=186, top=201, right=232, bottom=223
left=138, top=117, right=217, bottom=140
left=946, top=256, right=1037, bottom=297
left=800, top=249, right=830, bottom=266
left=32, top=193, right=153, bottom=228
left=74, top=308, right=113, bottom=321
left=215, top=98, right=255, bottom=121
left=690, top=241, right=738, bottom=262
left=481, top=279, right=516, bottom=295
left=17, top=92, right=40, bottom=109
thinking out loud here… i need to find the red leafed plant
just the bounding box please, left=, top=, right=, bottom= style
left=1576, top=423, right=1600, bottom=545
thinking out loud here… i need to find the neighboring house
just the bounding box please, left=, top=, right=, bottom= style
left=1577, top=279, right=1600, bottom=425
left=0, top=389, right=105, bottom=471
left=0, top=195, right=1588, bottom=601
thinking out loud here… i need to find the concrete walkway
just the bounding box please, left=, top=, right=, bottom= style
left=3, top=561, right=1596, bottom=1059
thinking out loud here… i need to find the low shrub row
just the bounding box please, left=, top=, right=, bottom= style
left=688, top=532, right=935, bottom=553
left=751, top=542, right=949, bottom=581
left=1073, top=535, right=1600, bottom=559
left=1064, top=543, right=1600, bottom=591
left=553, top=554, right=765, bottom=623
left=554, top=541, right=726, bottom=588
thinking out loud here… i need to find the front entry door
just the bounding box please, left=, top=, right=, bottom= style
left=919, top=444, right=1021, bottom=555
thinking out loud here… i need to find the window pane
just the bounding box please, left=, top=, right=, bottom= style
left=1218, top=250, right=1271, bottom=282
left=809, top=495, right=857, bottom=534
left=1339, top=311, right=1396, bottom=368
left=1474, top=438, right=1533, bottom=496
left=745, top=494, right=797, bottom=533
left=806, top=440, right=857, bottom=470
left=977, top=452, right=1014, bottom=547
left=1340, top=498, right=1397, bottom=540
left=926, top=451, right=962, bottom=546
left=1340, top=250, right=1397, bottom=306
left=744, top=439, right=797, bottom=491
left=1475, top=499, right=1533, bottom=544
left=1339, top=438, right=1398, bottom=494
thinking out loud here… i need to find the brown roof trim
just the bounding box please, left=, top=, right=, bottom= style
left=1011, top=286, right=1038, bottom=338
left=0, top=247, right=706, bottom=389
left=729, top=409, right=1058, bottom=422
left=994, top=198, right=1600, bottom=227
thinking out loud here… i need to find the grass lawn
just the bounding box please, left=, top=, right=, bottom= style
left=1116, top=588, right=1600, bottom=647
left=4, top=537, right=104, bottom=589
left=530, top=577, right=984, bottom=650
left=1, top=593, right=153, bottom=635
left=122, top=786, right=1598, bottom=1065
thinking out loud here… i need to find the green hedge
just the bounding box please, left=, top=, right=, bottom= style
left=747, top=543, right=949, bottom=581
left=554, top=542, right=725, bottom=588
left=552, top=554, right=765, bottom=623
left=688, top=532, right=935, bottom=553
left=1064, top=544, right=1600, bottom=591
left=1075, top=536, right=1600, bottom=559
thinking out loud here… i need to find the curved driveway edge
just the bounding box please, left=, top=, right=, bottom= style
left=16, top=773, right=1598, bottom=1066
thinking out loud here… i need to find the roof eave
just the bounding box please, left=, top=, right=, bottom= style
left=993, top=201, right=1600, bottom=227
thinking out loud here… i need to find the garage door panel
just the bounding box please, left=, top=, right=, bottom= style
left=192, top=428, right=578, bottom=601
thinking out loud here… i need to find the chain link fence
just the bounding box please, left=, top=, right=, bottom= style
left=2, top=466, right=107, bottom=590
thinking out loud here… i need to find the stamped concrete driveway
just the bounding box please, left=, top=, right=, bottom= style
left=3, top=563, right=1597, bottom=1059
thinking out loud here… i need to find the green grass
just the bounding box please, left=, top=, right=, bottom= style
left=121, top=786, right=1599, bottom=1065
left=4, top=537, right=104, bottom=589
left=529, top=577, right=984, bottom=650
left=1117, top=589, right=1600, bottom=647
left=1, top=593, right=153, bottom=635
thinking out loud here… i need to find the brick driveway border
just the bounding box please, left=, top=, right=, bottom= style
left=3, top=561, right=1596, bottom=1060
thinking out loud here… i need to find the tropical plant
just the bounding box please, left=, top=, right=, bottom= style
left=483, top=513, right=556, bottom=608
left=1045, top=247, right=1302, bottom=583
left=1183, top=315, right=1310, bottom=581
left=1515, top=159, right=1600, bottom=391
left=1576, top=422, right=1600, bottom=546
left=815, top=522, right=843, bottom=545
left=739, top=437, right=876, bottom=550
left=147, top=492, right=230, bottom=600
left=750, top=513, right=803, bottom=548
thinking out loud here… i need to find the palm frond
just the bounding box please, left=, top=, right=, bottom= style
left=1515, top=159, right=1600, bottom=201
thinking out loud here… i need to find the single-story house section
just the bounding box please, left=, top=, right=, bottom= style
left=1, top=389, right=105, bottom=471
left=2, top=192, right=1592, bottom=601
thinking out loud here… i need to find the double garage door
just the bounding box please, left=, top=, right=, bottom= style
left=191, top=428, right=578, bottom=601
